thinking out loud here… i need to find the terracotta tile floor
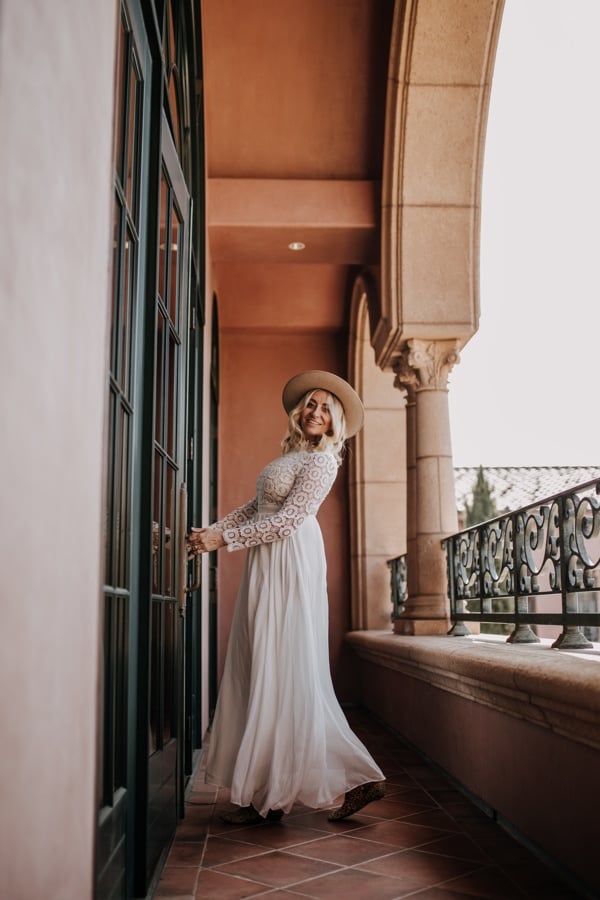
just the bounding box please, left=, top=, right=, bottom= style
left=154, top=710, right=582, bottom=899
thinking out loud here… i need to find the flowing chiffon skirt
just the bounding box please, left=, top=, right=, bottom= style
left=204, top=512, right=384, bottom=816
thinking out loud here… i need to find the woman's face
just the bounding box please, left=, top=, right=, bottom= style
left=300, top=390, right=333, bottom=441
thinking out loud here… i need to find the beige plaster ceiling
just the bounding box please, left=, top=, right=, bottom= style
left=201, top=0, right=393, bottom=267
left=201, top=0, right=504, bottom=354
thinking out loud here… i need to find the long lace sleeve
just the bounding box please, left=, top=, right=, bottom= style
left=222, top=452, right=338, bottom=552
left=210, top=497, right=258, bottom=533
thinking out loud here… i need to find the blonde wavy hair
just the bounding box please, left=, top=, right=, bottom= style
left=281, top=389, right=347, bottom=464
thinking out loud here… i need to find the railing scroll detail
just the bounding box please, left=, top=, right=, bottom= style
left=440, top=479, right=600, bottom=648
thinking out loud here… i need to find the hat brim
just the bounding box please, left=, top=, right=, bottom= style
left=282, top=370, right=364, bottom=438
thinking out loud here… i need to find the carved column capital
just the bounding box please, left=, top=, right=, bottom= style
left=392, top=355, right=418, bottom=403
left=397, top=339, right=461, bottom=392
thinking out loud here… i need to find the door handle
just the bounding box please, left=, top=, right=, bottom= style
left=178, top=483, right=202, bottom=617
left=187, top=555, right=202, bottom=594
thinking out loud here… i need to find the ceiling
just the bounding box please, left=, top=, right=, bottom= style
left=201, top=0, right=394, bottom=269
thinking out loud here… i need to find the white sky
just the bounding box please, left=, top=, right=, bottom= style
left=448, top=0, right=600, bottom=467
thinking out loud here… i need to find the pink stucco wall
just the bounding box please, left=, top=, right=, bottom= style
left=355, top=654, right=600, bottom=894
left=215, top=328, right=358, bottom=698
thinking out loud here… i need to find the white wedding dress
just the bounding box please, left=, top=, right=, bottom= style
left=204, top=449, right=384, bottom=816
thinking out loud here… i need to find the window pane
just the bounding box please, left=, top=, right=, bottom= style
left=149, top=602, right=161, bottom=754
left=116, top=407, right=130, bottom=588
left=158, top=171, right=169, bottom=305
left=165, top=0, right=175, bottom=71
left=162, top=601, right=176, bottom=744
left=113, top=406, right=124, bottom=585
left=110, top=198, right=121, bottom=377
left=105, top=391, right=116, bottom=585
left=152, top=449, right=162, bottom=595
left=168, top=204, right=181, bottom=324
left=166, top=328, right=178, bottom=459
left=167, top=69, right=181, bottom=154
left=115, top=14, right=128, bottom=186
left=164, top=0, right=181, bottom=153
left=102, top=593, right=114, bottom=804
left=164, top=464, right=175, bottom=597
left=114, top=594, right=128, bottom=787
left=126, top=56, right=141, bottom=219
left=119, top=227, right=134, bottom=395
left=155, top=311, right=165, bottom=444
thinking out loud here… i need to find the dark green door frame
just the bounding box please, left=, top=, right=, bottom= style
left=98, top=1, right=206, bottom=896
left=97, top=0, right=152, bottom=896
left=139, top=116, right=192, bottom=890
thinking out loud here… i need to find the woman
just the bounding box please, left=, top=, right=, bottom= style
left=187, top=370, right=385, bottom=824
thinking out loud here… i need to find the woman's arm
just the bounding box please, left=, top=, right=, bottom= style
left=187, top=526, right=226, bottom=556
left=210, top=497, right=258, bottom=532
left=221, top=452, right=338, bottom=552
left=187, top=496, right=258, bottom=557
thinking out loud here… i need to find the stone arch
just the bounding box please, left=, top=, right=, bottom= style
left=348, top=272, right=406, bottom=630
left=373, top=0, right=505, bottom=368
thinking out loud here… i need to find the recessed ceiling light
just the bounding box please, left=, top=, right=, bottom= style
left=288, top=241, right=306, bottom=251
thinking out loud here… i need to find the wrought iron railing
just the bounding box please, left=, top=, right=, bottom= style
left=442, top=478, right=600, bottom=648
left=387, top=554, right=407, bottom=621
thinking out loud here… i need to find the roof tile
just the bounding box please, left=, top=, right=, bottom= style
left=454, top=466, right=600, bottom=513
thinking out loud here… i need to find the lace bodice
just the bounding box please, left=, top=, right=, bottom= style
left=211, top=451, right=338, bottom=552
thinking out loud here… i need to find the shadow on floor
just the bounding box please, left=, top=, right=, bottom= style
left=154, top=708, right=583, bottom=899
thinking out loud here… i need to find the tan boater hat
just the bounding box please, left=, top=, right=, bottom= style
left=282, top=370, right=364, bottom=437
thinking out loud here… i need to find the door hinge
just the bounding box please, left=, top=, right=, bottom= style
left=191, top=306, right=196, bottom=330
left=188, top=436, right=194, bottom=461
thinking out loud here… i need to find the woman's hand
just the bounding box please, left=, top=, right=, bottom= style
left=187, top=527, right=226, bottom=558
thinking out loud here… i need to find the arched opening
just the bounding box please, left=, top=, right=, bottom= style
left=348, top=273, right=406, bottom=630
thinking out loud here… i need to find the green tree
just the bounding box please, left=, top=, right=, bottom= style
left=465, top=465, right=497, bottom=526
left=464, top=467, right=509, bottom=634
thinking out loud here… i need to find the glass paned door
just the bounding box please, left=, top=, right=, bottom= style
left=146, top=118, right=191, bottom=880
left=98, top=2, right=150, bottom=897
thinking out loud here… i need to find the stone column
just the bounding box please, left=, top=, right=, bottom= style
left=393, top=371, right=417, bottom=630
left=393, top=339, right=460, bottom=634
